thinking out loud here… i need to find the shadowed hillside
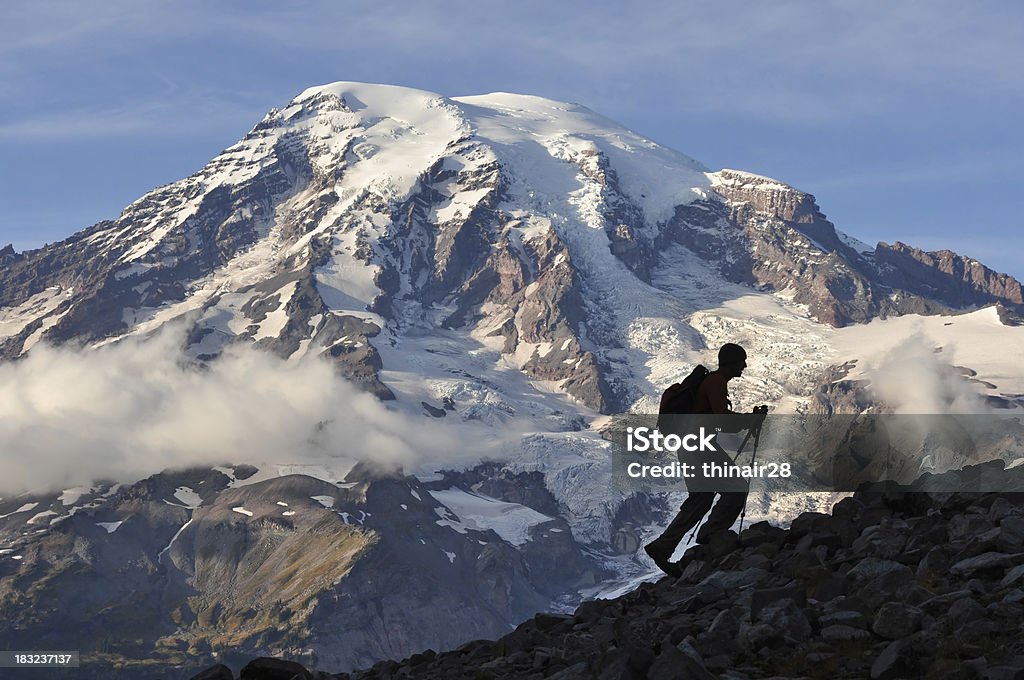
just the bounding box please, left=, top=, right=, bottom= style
left=199, top=460, right=1024, bottom=679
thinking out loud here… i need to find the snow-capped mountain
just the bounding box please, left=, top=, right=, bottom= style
left=2, top=83, right=1020, bottom=412
left=2, top=82, right=1023, bottom=676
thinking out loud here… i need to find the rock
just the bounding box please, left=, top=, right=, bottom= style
left=700, top=529, right=743, bottom=559
left=871, top=602, right=922, bottom=639
left=239, top=657, right=312, bottom=680
left=546, top=661, right=591, bottom=679
left=1003, top=589, right=1024, bottom=605
left=871, top=639, right=913, bottom=680
left=966, top=577, right=989, bottom=595
left=916, top=546, right=951, bottom=582
left=819, top=610, right=867, bottom=628
left=647, top=645, right=716, bottom=680
left=949, top=514, right=996, bottom=542
left=788, top=512, right=834, bottom=540
left=750, top=584, right=806, bottom=621
left=698, top=568, right=769, bottom=593
left=821, top=624, right=872, bottom=642
left=919, top=589, right=974, bottom=613
left=407, top=649, right=436, bottom=666
left=946, top=597, right=987, bottom=630
left=846, top=558, right=915, bottom=607
left=960, top=657, right=990, bottom=679
left=901, top=584, right=935, bottom=607
left=232, top=464, right=260, bottom=480
left=679, top=558, right=711, bottom=582
left=737, top=621, right=777, bottom=653
left=190, top=664, right=235, bottom=680
left=989, top=497, right=1019, bottom=519
left=805, top=569, right=846, bottom=602
left=421, top=401, right=447, bottom=417
left=676, top=637, right=707, bottom=666
left=985, top=665, right=1024, bottom=680
left=852, top=522, right=908, bottom=559
left=704, top=653, right=734, bottom=672
left=1000, top=517, right=1024, bottom=551
left=708, top=608, right=742, bottom=637
left=755, top=599, right=812, bottom=643
left=740, top=521, right=787, bottom=548
left=950, top=552, right=1018, bottom=578
left=534, top=613, right=574, bottom=632
left=966, top=526, right=1004, bottom=555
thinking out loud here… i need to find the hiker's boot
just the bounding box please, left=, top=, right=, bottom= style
left=643, top=542, right=682, bottom=578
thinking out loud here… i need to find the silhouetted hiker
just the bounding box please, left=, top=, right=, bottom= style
left=644, top=343, right=767, bottom=577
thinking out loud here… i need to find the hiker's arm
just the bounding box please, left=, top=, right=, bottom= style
left=714, top=411, right=767, bottom=433
left=715, top=414, right=751, bottom=433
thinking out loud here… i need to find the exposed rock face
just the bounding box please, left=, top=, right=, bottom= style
left=1, top=135, right=309, bottom=345
left=206, top=461, right=1024, bottom=680
left=302, top=476, right=595, bottom=671
left=874, top=241, right=1024, bottom=309
left=0, top=244, right=18, bottom=266
left=664, top=170, right=1024, bottom=327
left=808, top=361, right=875, bottom=416
left=316, top=313, right=393, bottom=400
left=428, top=463, right=562, bottom=517
left=513, top=230, right=612, bottom=411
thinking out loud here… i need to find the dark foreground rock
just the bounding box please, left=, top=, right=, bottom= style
left=195, top=461, right=1024, bottom=679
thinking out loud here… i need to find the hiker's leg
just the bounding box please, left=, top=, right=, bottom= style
left=646, top=492, right=715, bottom=559
left=696, top=491, right=747, bottom=542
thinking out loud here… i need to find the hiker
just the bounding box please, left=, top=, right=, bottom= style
left=644, top=342, right=767, bottom=577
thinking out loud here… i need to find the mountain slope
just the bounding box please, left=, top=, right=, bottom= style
left=207, top=461, right=1024, bottom=680
left=0, top=463, right=599, bottom=676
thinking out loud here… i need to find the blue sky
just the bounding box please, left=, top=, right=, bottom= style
left=2, top=1, right=1022, bottom=278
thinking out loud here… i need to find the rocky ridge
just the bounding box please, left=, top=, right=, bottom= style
left=199, top=461, right=1024, bottom=679
left=674, top=170, right=1021, bottom=327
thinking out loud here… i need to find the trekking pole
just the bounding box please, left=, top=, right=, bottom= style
left=737, top=411, right=766, bottom=534
left=729, top=426, right=755, bottom=464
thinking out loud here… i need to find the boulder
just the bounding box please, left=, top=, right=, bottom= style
left=871, top=602, right=922, bottom=639
left=846, top=558, right=915, bottom=607
left=871, top=639, right=915, bottom=680
left=950, top=552, right=1018, bottom=578
left=190, top=664, right=235, bottom=680
left=647, top=645, right=715, bottom=680
left=239, top=657, right=312, bottom=680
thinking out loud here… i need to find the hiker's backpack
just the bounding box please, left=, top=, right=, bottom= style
left=657, top=365, right=710, bottom=430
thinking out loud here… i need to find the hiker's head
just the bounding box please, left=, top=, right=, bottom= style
left=717, top=343, right=747, bottom=378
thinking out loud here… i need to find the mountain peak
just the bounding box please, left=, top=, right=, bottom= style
left=1, top=81, right=1021, bottom=415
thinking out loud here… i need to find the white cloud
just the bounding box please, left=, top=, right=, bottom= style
left=867, top=333, right=987, bottom=415
left=0, top=327, right=505, bottom=494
